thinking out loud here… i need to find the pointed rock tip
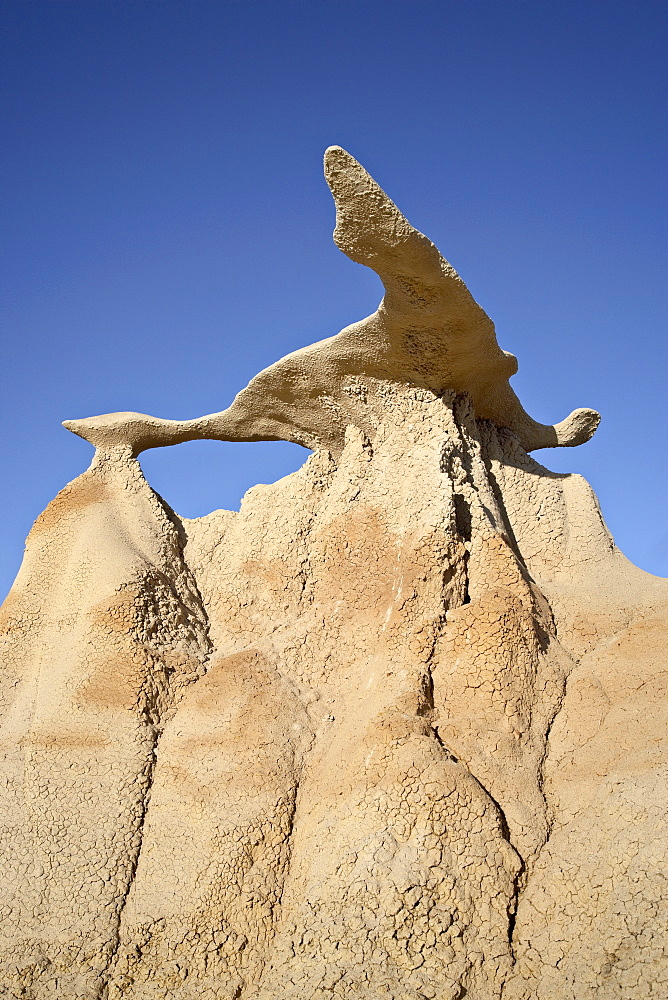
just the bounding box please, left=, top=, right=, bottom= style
left=62, top=412, right=151, bottom=451
left=62, top=417, right=89, bottom=439
left=324, top=144, right=351, bottom=161
left=63, top=412, right=135, bottom=435
left=324, top=145, right=366, bottom=180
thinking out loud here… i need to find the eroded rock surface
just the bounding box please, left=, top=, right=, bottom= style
left=0, top=451, right=210, bottom=998
left=1, top=150, right=666, bottom=999
left=62, top=147, right=599, bottom=457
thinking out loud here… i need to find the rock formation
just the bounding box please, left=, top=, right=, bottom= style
left=1, top=148, right=666, bottom=1000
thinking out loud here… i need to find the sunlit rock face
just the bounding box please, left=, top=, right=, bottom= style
left=1, top=151, right=666, bottom=1000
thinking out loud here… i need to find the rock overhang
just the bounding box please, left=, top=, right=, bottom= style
left=63, top=146, right=600, bottom=459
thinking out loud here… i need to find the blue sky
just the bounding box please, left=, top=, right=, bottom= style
left=2, top=0, right=666, bottom=600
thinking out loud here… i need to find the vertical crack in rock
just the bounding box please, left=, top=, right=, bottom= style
left=101, top=555, right=213, bottom=996
left=469, top=772, right=526, bottom=959
left=532, top=672, right=568, bottom=846
left=432, top=394, right=575, bottom=981
left=421, top=484, right=528, bottom=969
left=100, top=729, right=158, bottom=1000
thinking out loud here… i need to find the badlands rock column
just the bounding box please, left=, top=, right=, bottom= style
left=102, top=384, right=532, bottom=1000
left=0, top=448, right=210, bottom=998
left=1, top=146, right=665, bottom=1000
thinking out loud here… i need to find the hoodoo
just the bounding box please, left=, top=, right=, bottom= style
left=1, top=149, right=666, bottom=1000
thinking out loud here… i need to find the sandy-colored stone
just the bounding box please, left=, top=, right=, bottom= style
left=1, top=150, right=665, bottom=999
left=62, top=147, right=599, bottom=457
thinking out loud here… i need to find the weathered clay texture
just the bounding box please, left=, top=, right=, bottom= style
left=1, top=150, right=666, bottom=1000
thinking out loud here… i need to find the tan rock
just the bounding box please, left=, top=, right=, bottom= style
left=1, top=150, right=665, bottom=999
left=62, top=147, right=599, bottom=458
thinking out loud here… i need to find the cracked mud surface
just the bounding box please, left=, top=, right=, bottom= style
left=1, top=386, right=666, bottom=999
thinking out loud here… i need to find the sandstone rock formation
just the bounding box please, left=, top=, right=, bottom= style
left=1, top=149, right=666, bottom=1000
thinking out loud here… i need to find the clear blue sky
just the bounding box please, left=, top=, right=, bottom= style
left=2, top=0, right=666, bottom=601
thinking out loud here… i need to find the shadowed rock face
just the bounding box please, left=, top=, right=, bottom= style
left=1, top=154, right=666, bottom=1000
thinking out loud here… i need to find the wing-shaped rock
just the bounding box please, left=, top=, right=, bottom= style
left=63, top=147, right=599, bottom=457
